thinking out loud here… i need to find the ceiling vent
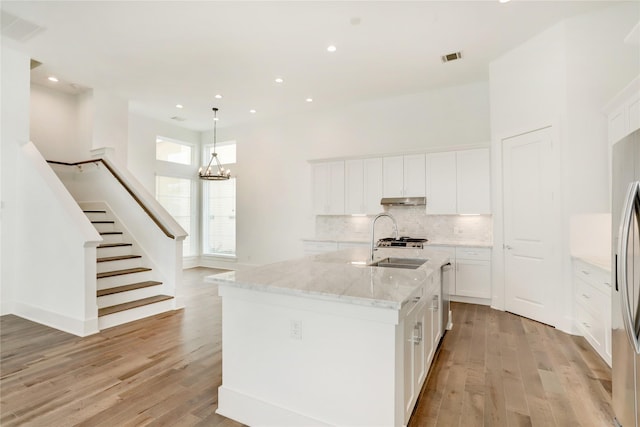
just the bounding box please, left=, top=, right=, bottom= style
left=1, top=10, right=44, bottom=42
left=441, top=51, right=462, bottom=63
left=170, top=116, right=187, bottom=122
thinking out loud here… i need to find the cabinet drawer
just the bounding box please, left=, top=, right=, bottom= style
left=575, top=304, right=605, bottom=351
left=575, top=277, right=607, bottom=318
left=455, top=247, right=491, bottom=261
left=573, top=260, right=612, bottom=294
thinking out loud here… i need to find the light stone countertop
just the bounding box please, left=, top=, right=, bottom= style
left=207, top=247, right=451, bottom=310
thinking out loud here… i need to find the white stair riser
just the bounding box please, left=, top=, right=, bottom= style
left=97, top=270, right=154, bottom=289
left=99, top=233, right=124, bottom=244
left=98, top=299, right=175, bottom=330
left=92, top=222, right=116, bottom=233
left=97, top=245, right=133, bottom=258
left=97, top=285, right=164, bottom=308
left=96, top=257, right=142, bottom=274
left=84, top=212, right=108, bottom=221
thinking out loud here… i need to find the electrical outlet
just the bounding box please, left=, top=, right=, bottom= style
left=290, top=320, right=302, bottom=340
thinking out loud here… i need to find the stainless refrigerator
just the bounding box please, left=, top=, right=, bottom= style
left=613, top=128, right=640, bottom=427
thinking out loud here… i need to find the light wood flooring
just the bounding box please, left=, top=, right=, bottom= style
left=1, top=268, right=614, bottom=426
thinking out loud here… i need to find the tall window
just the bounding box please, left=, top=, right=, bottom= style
left=202, top=142, right=236, bottom=256
left=155, top=136, right=197, bottom=256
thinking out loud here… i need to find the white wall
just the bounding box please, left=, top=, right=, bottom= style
left=30, top=84, right=85, bottom=161
left=210, top=82, right=490, bottom=267
left=128, top=113, right=200, bottom=193
left=489, top=2, right=640, bottom=332
left=1, top=47, right=31, bottom=314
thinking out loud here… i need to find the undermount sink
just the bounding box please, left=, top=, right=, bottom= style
left=369, top=257, right=428, bottom=270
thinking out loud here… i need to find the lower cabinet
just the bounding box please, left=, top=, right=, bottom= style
left=573, top=258, right=612, bottom=366
left=430, top=245, right=492, bottom=303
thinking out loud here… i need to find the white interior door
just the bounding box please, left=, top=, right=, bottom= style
left=503, top=127, right=558, bottom=326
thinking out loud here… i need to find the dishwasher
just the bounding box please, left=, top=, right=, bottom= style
left=441, top=262, right=453, bottom=333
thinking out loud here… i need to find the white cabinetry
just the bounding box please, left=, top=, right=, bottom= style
left=455, top=247, right=491, bottom=299
left=345, top=158, right=383, bottom=214
left=606, top=77, right=640, bottom=144
left=426, top=148, right=490, bottom=215
left=573, top=258, right=612, bottom=365
left=383, top=154, right=426, bottom=198
left=312, top=161, right=345, bottom=215
left=403, top=297, right=427, bottom=422
left=457, top=149, right=491, bottom=214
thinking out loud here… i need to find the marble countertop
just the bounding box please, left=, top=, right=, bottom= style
left=207, top=247, right=451, bottom=310
left=572, top=255, right=611, bottom=272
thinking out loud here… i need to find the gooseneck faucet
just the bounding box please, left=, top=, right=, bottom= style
left=370, top=212, right=398, bottom=262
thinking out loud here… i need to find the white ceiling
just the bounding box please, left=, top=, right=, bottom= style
left=0, top=1, right=624, bottom=131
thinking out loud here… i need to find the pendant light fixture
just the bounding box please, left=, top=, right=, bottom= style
left=199, top=107, right=231, bottom=180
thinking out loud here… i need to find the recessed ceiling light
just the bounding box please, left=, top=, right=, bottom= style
left=275, top=77, right=284, bottom=83
left=327, top=45, right=337, bottom=53
left=48, top=76, right=58, bottom=82
left=249, top=109, right=257, bottom=114
left=215, top=94, right=223, bottom=99
left=306, top=98, right=313, bottom=103
left=499, top=0, right=510, bottom=3
left=176, top=104, right=183, bottom=109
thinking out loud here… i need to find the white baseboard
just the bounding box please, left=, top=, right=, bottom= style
left=217, top=386, right=331, bottom=427
left=11, top=301, right=99, bottom=336
left=450, top=295, right=491, bottom=306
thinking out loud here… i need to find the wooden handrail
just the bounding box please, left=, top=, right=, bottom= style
left=47, top=159, right=176, bottom=239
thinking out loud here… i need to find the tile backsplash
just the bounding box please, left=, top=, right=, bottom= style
left=315, top=206, right=492, bottom=245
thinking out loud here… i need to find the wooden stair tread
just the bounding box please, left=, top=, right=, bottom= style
left=98, top=243, right=132, bottom=248
left=97, top=281, right=162, bottom=297
left=97, top=255, right=142, bottom=263
left=97, top=267, right=151, bottom=279
left=83, top=210, right=106, bottom=213
left=98, top=295, right=173, bottom=317
left=100, top=231, right=123, bottom=235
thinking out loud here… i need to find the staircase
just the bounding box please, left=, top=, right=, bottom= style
left=84, top=207, right=175, bottom=330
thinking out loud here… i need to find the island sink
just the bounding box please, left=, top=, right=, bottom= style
left=369, top=257, right=428, bottom=269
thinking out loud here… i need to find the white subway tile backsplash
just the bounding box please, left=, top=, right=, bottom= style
left=315, top=207, right=492, bottom=245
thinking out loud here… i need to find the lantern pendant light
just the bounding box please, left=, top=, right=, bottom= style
left=198, top=107, right=231, bottom=180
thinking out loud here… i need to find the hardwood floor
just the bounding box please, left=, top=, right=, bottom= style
left=410, top=302, right=614, bottom=427
left=1, top=269, right=614, bottom=426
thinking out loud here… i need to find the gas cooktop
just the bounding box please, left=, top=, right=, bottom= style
left=376, top=237, right=428, bottom=249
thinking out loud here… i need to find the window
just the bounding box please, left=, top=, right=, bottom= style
left=202, top=141, right=236, bottom=257
left=156, top=137, right=193, bottom=165
left=155, top=136, right=197, bottom=257
left=155, top=176, right=196, bottom=256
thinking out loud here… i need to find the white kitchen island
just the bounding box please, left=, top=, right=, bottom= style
left=207, top=247, right=451, bottom=427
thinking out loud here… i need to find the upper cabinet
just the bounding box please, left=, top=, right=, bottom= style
left=345, top=158, right=383, bottom=215
left=426, top=148, right=491, bottom=215
left=312, top=161, right=345, bottom=215
left=605, top=76, right=640, bottom=145
left=383, top=154, right=426, bottom=198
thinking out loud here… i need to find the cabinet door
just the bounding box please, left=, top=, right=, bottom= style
left=404, top=154, right=426, bottom=197
left=345, top=159, right=364, bottom=214
left=312, top=163, right=329, bottom=214
left=383, top=156, right=404, bottom=197
left=426, top=152, right=457, bottom=214
left=403, top=309, right=417, bottom=420
left=456, top=149, right=491, bottom=214
left=455, top=258, right=491, bottom=298
left=327, top=161, right=345, bottom=214
left=363, top=158, right=383, bottom=214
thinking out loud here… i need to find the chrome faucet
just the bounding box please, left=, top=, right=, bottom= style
left=370, top=212, right=398, bottom=261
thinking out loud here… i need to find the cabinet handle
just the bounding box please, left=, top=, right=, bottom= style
left=605, top=282, right=612, bottom=288
left=582, top=321, right=591, bottom=329
left=582, top=293, right=590, bottom=299
left=432, top=295, right=439, bottom=310
left=581, top=270, right=590, bottom=275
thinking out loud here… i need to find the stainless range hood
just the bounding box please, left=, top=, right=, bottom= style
left=380, top=197, right=426, bottom=206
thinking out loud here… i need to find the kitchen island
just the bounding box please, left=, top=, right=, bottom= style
left=207, top=247, right=451, bottom=427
